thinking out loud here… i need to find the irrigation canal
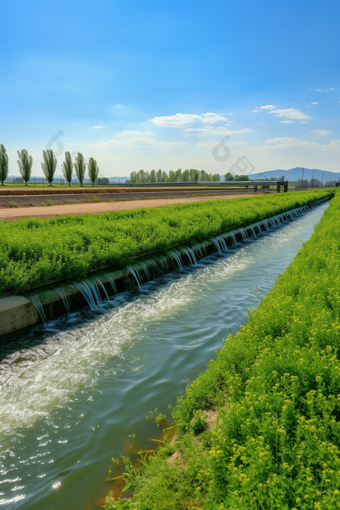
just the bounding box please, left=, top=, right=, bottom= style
left=0, top=202, right=328, bottom=509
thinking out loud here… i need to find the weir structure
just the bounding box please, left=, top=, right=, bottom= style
left=0, top=197, right=329, bottom=342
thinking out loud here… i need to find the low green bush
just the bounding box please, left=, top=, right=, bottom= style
left=104, top=191, right=340, bottom=509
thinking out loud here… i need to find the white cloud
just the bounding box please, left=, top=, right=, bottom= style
left=269, top=108, right=310, bottom=120
left=183, top=127, right=253, bottom=136
left=93, top=125, right=104, bottom=129
left=260, top=105, right=276, bottom=110
left=66, top=142, right=75, bottom=145
left=329, top=88, right=335, bottom=91
left=280, top=120, right=294, bottom=124
left=300, top=121, right=307, bottom=124
left=90, top=136, right=186, bottom=148
left=311, top=102, right=319, bottom=105
left=252, top=109, right=260, bottom=112
left=316, top=88, right=335, bottom=92
left=312, top=129, right=333, bottom=135
left=261, top=137, right=340, bottom=151
left=150, top=112, right=228, bottom=128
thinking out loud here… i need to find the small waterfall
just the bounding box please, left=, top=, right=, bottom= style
left=127, top=265, right=143, bottom=290
left=226, top=232, right=237, bottom=246
left=262, top=219, right=271, bottom=231
left=157, top=256, right=169, bottom=273
left=192, top=243, right=204, bottom=260
left=169, top=250, right=183, bottom=271
left=29, top=295, right=47, bottom=324
left=107, top=276, right=118, bottom=295
left=139, top=262, right=150, bottom=281
left=55, top=288, right=71, bottom=315
left=74, top=281, right=98, bottom=310
left=248, top=226, right=256, bottom=237
left=88, top=280, right=103, bottom=305
left=147, top=259, right=160, bottom=276
left=212, top=238, right=222, bottom=253
left=181, top=247, right=197, bottom=265
left=252, top=224, right=261, bottom=235
left=216, top=235, right=228, bottom=251
left=212, top=235, right=228, bottom=253
left=94, top=277, right=110, bottom=302
left=238, top=228, right=248, bottom=241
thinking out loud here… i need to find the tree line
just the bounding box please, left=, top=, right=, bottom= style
left=129, top=168, right=221, bottom=183
left=0, top=144, right=100, bottom=186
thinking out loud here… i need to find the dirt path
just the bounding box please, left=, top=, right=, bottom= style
left=0, top=194, right=251, bottom=221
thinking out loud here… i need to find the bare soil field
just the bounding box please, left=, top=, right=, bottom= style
left=0, top=194, right=256, bottom=221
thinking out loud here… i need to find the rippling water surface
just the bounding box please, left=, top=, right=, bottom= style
left=0, top=203, right=327, bottom=509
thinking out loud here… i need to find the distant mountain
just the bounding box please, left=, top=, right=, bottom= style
left=247, top=168, right=340, bottom=182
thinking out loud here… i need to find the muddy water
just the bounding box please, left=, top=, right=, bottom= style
left=0, top=203, right=327, bottom=509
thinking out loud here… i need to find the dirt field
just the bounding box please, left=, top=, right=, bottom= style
left=0, top=194, right=252, bottom=221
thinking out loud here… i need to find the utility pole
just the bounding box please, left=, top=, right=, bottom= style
left=322, top=172, right=324, bottom=187
left=302, top=168, right=304, bottom=188
left=312, top=169, right=314, bottom=188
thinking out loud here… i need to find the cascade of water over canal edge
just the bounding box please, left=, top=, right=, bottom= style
left=0, top=202, right=328, bottom=510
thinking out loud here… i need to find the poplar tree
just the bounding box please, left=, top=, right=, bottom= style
left=17, top=149, right=33, bottom=185
left=74, top=153, right=86, bottom=186
left=62, top=151, right=73, bottom=186
left=0, top=144, right=9, bottom=185
left=88, top=157, right=99, bottom=186
left=41, top=149, right=57, bottom=185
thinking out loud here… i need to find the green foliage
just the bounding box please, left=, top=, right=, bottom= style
left=129, top=168, right=221, bottom=183
left=17, top=149, right=33, bottom=185
left=147, top=408, right=167, bottom=427
left=62, top=151, right=73, bottom=186
left=88, top=157, right=99, bottom=186
left=98, top=177, right=109, bottom=185
left=104, top=191, right=340, bottom=509
left=41, top=149, right=57, bottom=185
left=0, top=190, right=329, bottom=297
left=74, top=152, right=86, bottom=186
left=234, top=174, right=251, bottom=181
left=224, top=172, right=234, bottom=181
left=190, top=410, right=208, bottom=435
left=0, top=144, right=9, bottom=185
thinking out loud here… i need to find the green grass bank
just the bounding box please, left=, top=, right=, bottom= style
left=104, top=190, right=340, bottom=510
left=0, top=190, right=330, bottom=297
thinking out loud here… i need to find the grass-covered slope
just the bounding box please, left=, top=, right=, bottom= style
left=104, top=191, right=340, bottom=510
left=0, top=190, right=330, bottom=297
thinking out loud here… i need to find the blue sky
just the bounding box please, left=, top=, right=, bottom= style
left=1, top=0, right=339, bottom=177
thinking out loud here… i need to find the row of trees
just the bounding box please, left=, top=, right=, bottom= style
left=0, top=145, right=100, bottom=186
left=129, top=168, right=221, bottom=183
left=224, top=172, right=251, bottom=181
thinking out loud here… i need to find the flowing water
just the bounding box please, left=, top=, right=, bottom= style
left=0, top=203, right=327, bottom=509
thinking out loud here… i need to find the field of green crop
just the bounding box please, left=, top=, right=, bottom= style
left=104, top=190, right=340, bottom=509
left=0, top=190, right=330, bottom=297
